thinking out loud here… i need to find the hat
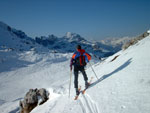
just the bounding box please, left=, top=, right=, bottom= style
left=76, top=45, right=81, bottom=50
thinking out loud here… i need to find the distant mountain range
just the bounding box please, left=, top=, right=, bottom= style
left=0, top=21, right=132, bottom=58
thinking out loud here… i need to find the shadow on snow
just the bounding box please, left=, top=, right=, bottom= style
left=89, top=58, right=132, bottom=88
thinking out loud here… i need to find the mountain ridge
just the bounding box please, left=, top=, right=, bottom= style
left=0, top=21, right=130, bottom=57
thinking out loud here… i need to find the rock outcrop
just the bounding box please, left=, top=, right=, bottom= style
left=20, top=88, right=49, bottom=113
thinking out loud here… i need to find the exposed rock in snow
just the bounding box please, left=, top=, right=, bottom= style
left=19, top=88, right=49, bottom=113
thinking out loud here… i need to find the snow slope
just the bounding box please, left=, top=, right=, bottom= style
left=31, top=35, right=150, bottom=113
left=0, top=21, right=50, bottom=72
left=0, top=33, right=150, bottom=113
left=0, top=21, right=38, bottom=51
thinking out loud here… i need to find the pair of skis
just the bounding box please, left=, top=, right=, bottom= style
left=74, top=77, right=93, bottom=100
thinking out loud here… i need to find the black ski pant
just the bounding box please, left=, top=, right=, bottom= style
left=74, top=65, right=88, bottom=89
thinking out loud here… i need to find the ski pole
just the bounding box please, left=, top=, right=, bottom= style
left=89, top=62, right=99, bottom=80
left=69, top=70, right=72, bottom=98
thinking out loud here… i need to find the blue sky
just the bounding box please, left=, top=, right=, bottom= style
left=0, top=0, right=150, bottom=40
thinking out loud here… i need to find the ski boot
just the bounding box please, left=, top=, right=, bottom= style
left=85, top=81, right=90, bottom=89
left=76, top=88, right=80, bottom=95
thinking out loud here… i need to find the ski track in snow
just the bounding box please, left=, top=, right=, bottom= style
left=79, top=93, right=100, bottom=113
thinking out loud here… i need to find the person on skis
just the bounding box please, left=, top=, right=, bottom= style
left=70, top=45, right=91, bottom=96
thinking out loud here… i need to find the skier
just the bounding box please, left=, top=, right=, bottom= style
left=70, top=45, right=91, bottom=96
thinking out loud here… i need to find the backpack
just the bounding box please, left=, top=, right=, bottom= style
left=72, top=49, right=91, bottom=66
left=75, top=54, right=87, bottom=66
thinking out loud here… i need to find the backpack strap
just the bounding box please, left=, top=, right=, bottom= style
left=83, top=53, right=91, bottom=62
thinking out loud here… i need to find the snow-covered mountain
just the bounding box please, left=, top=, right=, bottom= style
left=99, top=37, right=133, bottom=51
left=0, top=21, right=53, bottom=55
left=0, top=21, right=41, bottom=52
left=100, top=37, right=132, bottom=46
left=0, top=21, right=51, bottom=72
left=35, top=32, right=119, bottom=57
left=0, top=21, right=128, bottom=62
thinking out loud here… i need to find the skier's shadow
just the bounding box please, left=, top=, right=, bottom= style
left=89, top=58, right=132, bottom=88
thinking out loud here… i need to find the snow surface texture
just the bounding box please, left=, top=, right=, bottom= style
left=0, top=32, right=150, bottom=113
